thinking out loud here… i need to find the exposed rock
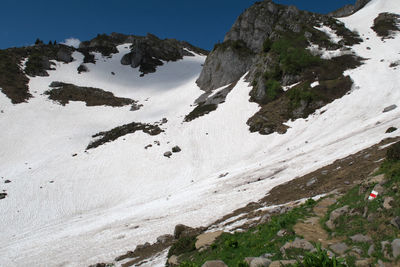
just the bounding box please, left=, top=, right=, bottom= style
left=0, top=193, right=7, bottom=199
left=381, top=241, right=392, bottom=259
left=195, top=231, right=223, bottom=250
left=244, top=257, right=256, bottom=265
left=168, top=255, right=179, bottom=266
left=56, top=46, right=73, bottom=63
left=280, top=238, right=315, bottom=254
left=121, top=33, right=207, bottom=76
left=350, top=234, right=372, bottom=243
left=355, top=259, right=371, bottom=267
left=172, top=146, right=181, bottom=153
left=201, top=260, right=228, bottom=267
left=77, top=64, right=88, bottom=74
left=269, top=260, right=296, bottom=267
left=46, top=82, right=138, bottom=108
left=326, top=205, right=349, bottom=230
left=392, top=239, right=400, bottom=258
left=135, top=242, right=150, bottom=251
left=328, top=0, right=372, bottom=18
left=164, top=151, right=172, bottom=158
left=383, top=196, right=394, bottom=209
left=306, top=177, right=317, bottom=187
left=390, top=217, right=400, bottom=229
left=87, top=122, right=163, bottom=150
left=329, top=243, right=349, bottom=255
left=276, top=229, right=287, bottom=237
left=173, top=224, right=202, bottom=239
left=249, top=257, right=271, bottom=267
left=371, top=13, right=400, bottom=39
left=366, top=174, right=385, bottom=185
left=259, top=213, right=271, bottom=224
left=372, top=184, right=385, bottom=195
left=368, top=244, right=375, bottom=256
left=4, top=180, right=11, bottom=183
left=156, top=234, right=173, bottom=244
left=383, top=104, right=397, bottom=113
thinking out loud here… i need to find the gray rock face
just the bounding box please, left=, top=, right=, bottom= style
left=201, top=260, right=228, bottom=267
left=330, top=243, right=349, bottom=255
left=196, top=0, right=318, bottom=92
left=196, top=42, right=254, bottom=91
left=392, top=239, right=400, bottom=258
left=383, top=104, right=397, bottom=113
left=57, top=46, right=73, bottom=63
left=350, top=234, right=372, bottom=243
left=121, top=33, right=207, bottom=76
left=391, top=216, right=400, bottom=229
left=280, top=238, right=316, bottom=254
left=328, top=0, right=372, bottom=17
left=326, top=205, right=349, bottom=230
left=249, top=257, right=272, bottom=267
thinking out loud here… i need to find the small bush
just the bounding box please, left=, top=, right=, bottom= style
left=168, top=236, right=196, bottom=257
left=265, top=79, right=282, bottom=102
left=287, top=83, right=316, bottom=109
left=291, top=244, right=346, bottom=267
left=263, top=38, right=273, bottom=53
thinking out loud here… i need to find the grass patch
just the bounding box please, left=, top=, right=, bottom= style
left=175, top=199, right=317, bottom=266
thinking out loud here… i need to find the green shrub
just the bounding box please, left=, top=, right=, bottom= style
left=287, top=83, right=316, bottom=109
left=168, top=236, right=196, bottom=257
left=265, top=79, right=282, bottom=102
left=290, top=244, right=346, bottom=267
left=263, top=38, right=273, bottom=53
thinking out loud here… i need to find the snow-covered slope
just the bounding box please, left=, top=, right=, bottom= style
left=1, top=0, right=400, bottom=266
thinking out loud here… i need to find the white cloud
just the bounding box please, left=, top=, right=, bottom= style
left=62, top=38, right=81, bottom=48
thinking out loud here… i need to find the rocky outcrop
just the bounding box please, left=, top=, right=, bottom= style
left=328, top=0, right=372, bottom=18
left=196, top=1, right=325, bottom=92
left=120, top=33, right=208, bottom=76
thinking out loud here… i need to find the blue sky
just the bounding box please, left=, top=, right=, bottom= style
left=0, top=0, right=355, bottom=50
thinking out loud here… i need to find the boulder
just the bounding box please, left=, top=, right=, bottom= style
left=173, top=224, right=200, bottom=239
left=383, top=197, right=394, bottom=209
left=329, top=243, right=349, bottom=255
left=172, top=146, right=181, bottom=153
left=168, top=255, right=179, bottom=266
left=201, top=260, right=228, bottom=267
left=383, top=104, right=397, bottom=113
left=373, top=184, right=385, bottom=195
left=390, top=216, right=400, bottom=229
left=0, top=193, right=7, bottom=199
left=249, top=257, right=271, bottom=267
left=4, top=180, right=11, bottom=183
left=269, top=260, right=296, bottom=267
left=156, top=234, right=173, bottom=244
left=355, top=259, right=371, bottom=267
left=368, top=244, right=375, bottom=256
left=164, top=151, right=172, bottom=158
left=57, top=47, right=73, bottom=63
left=350, top=234, right=372, bottom=243
left=392, top=239, right=400, bottom=258
left=326, top=205, right=349, bottom=230
left=195, top=231, right=223, bottom=249
left=244, top=257, right=256, bottom=265
left=280, top=238, right=315, bottom=254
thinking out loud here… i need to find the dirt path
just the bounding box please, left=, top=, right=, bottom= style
left=293, top=196, right=343, bottom=248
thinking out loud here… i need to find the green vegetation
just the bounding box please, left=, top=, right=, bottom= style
left=287, top=83, right=317, bottom=110
left=168, top=236, right=197, bottom=258
left=320, top=144, right=400, bottom=264
left=264, top=79, right=282, bottom=102
left=0, top=49, right=31, bottom=103
left=214, top=40, right=253, bottom=56
left=270, top=34, right=321, bottom=75
left=371, top=13, right=400, bottom=38
left=174, top=199, right=317, bottom=266
left=25, top=53, right=47, bottom=76
left=290, top=244, right=346, bottom=267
